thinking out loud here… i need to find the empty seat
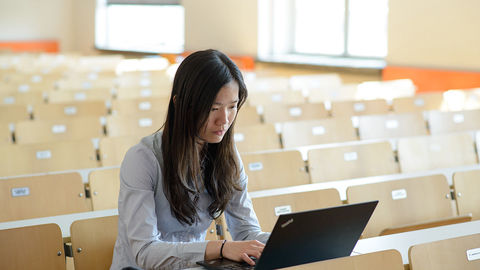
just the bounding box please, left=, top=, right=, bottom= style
left=111, top=97, right=169, bottom=115
left=281, top=249, right=403, bottom=270
left=32, top=101, right=107, bottom=120
left=235, top=106, right=261, bottom=127
left=0, top=122, right=12, bottom=144
left=70, top=215, right=119, bottom=270
left=252, top=189, right=342, bottom=232
left=0, top=104, right=30, bottom=123
left=397, top=133, right=478, bottom=173
left=234, top=124, right=281, bottom=153
left=1, top=91, right=45, bottom=106
left=115, top=87, right=171, bottom=99
left=248, top=91, right=305, bottom=106
left=307, top=84, right=358, bottom=103
left=392, top=92, right=444, bottom=113
left=106, top=113, right=164, bottom=137
left=281, top=118, right=357, bottom=148
left=262, top=103, right=328, bottom=124
left=308, top=142, right=399, bottom=183
left=330, top=99, right=390, bottom=117
left=453, top=169, right=480, bottom=220
left=99, top=136, right=140, bottom=166
left=0, top=223, right=66, bottom=270
left=15, top=117, right=104, bottom=144
left=47, top=89, right=112, bottom=103
left=346, top=175, right=456, bottom=238
left=88, top=168, right=120, bottom=211
left=0, top=140, right=98, bottom=176
left=0, top=172, right=89, bottom=222
left=427, top=109, right=480, bottom=134
left=409, top=233, right=480, bottom=270
left=242, top=150, right=309, bottom=191
left=358, top=112, right=428, bottom=140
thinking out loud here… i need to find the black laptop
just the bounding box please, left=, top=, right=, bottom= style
left=197, top=200, right=378, bottom=270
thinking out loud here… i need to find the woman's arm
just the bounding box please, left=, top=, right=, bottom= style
left=119, top=144, right=208, bottom=269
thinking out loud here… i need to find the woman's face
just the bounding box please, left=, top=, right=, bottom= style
left=198, top=80, right=239, bottom=144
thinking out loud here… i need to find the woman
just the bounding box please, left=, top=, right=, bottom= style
left=111, top=49, right=269, bottom=270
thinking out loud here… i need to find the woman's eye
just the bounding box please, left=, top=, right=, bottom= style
left=211, top=107, right=219, bottom=111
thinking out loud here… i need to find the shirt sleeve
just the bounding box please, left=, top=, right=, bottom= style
left=224, top=151, right=270, bottom=243
left=118, top=144, right=208, bottom=270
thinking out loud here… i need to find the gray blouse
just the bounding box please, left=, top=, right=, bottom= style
left=110, top=132, right=269, bottom=270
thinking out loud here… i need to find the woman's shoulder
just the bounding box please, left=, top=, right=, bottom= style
left=123, top=132, right=163, bottom=168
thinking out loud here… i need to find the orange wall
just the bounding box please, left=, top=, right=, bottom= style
left=0, top=41, right=59, bottom=53
left=383, top=66, right=480, bottom=93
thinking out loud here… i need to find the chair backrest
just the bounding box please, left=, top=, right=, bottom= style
left=427, top=109, right=480, bottom=134
left=106, top=112, right=164, bottom=137
left=99, top=135, right=140, bottom=166
left=0, top=140, right=98, bottom=176
left=0, top=223, right=66, bottom=270
left=392, top=92, right=444, bottom=113
left=397, top=133, right=478, bottom=173
left=70, top=215, right=119, bottom=270
left=88, top=168, right=120, bottom=211
left=0, top=122, right=12, bottom=144
left=308, top=142, right=399, bottom=183
left=15, top=117, right=104, bottom=144
left=330, top=99, right=390, bottom=117
left=234, top=124, right=281, bottom=153
left=252, top=189, right=342, bottom=232
left=262, top=103, right=328, bottom=124
left=235, top=105, right=262, bottom=127
left=281, top=118, right=357, bottom=149
left=453, top=169, right=480, bottom=220
left=0, top=104, right=30, bottom=122
left=110, top=97, right=169, bottom=115
left=409, top=233, right=480, bottom=270
left=47, top=89, right=112, bottom=103
left=346, top=175, right=454, bottom=237
left=248, top=91, right=305, bottom=106
left=32, top=101, right=107, bottom=120
left=115, top=87, right=171, bottom=99
left=281, top=249, right=404, bottom=270
left=307, top=84, right=358, bottom=103
left=358, top=112, right=428, bottom=140
left=242, top=150, right=309, bottom=191
left=0, top=172, right=89, bottom=222
left=1, top=91, right=45, bottom=106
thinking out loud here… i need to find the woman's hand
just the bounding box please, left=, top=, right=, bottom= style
left=205, top=240, right=265, bottom=266
left=222, top=240, right=265, bottom=266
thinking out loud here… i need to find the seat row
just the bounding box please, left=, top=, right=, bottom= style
left=2, top=166, right=480, bottom=239
left=4, top=219, right=478, bottom=270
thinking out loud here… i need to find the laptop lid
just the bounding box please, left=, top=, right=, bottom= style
left=198, top=200, right=378, bottom=270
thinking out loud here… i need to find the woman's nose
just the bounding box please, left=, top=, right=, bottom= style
left=216, top=108, right=229, bottom=126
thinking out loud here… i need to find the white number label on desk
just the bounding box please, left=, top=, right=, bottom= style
left=36, top=150, right=52, bottom=160
left=138, top=118, right=153, bottom=127
left=11, top=187, right=30, bottom=197
left=234, top=133, right=245, bottom=142
left=392, top=189, right=407, bottom=200
left=467, top=248, right=480, bottom=261
left=385, top=120, right=399, bottom=129
left=275, top=205, right=292, bottom=216
left=453, top=113, right=465, bottom=123
left=64, top=106, right=77, bottom=115
left=138, top=102, right=152, bottom=111
left=248, top=162, right=263, bottom=171
left=312, top=126, right=326, bottom=135
left=289, top=107, right=302, bottom=117
left=344, top=152, right=358, bottom=161
left=52, top=125, right=67, bottom=133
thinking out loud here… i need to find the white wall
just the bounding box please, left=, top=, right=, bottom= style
left=387, top=0, right=480, bottom=70
left=0, top=0, right=75, bottom=51
left=183, top=0, right=258, bottom=56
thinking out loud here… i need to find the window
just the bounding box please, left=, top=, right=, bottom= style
left=95, top=0, right=184, bottom=53
left=258, top=0, right=388, bottom=61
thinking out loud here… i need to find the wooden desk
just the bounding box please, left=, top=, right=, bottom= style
left=0, top=209, right=118, bottom=238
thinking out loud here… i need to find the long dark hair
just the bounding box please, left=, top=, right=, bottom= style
left=161, top=49, right=248, bottom=225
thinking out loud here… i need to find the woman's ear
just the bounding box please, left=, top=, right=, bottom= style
left=172, top=95, right=177, bottom=106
